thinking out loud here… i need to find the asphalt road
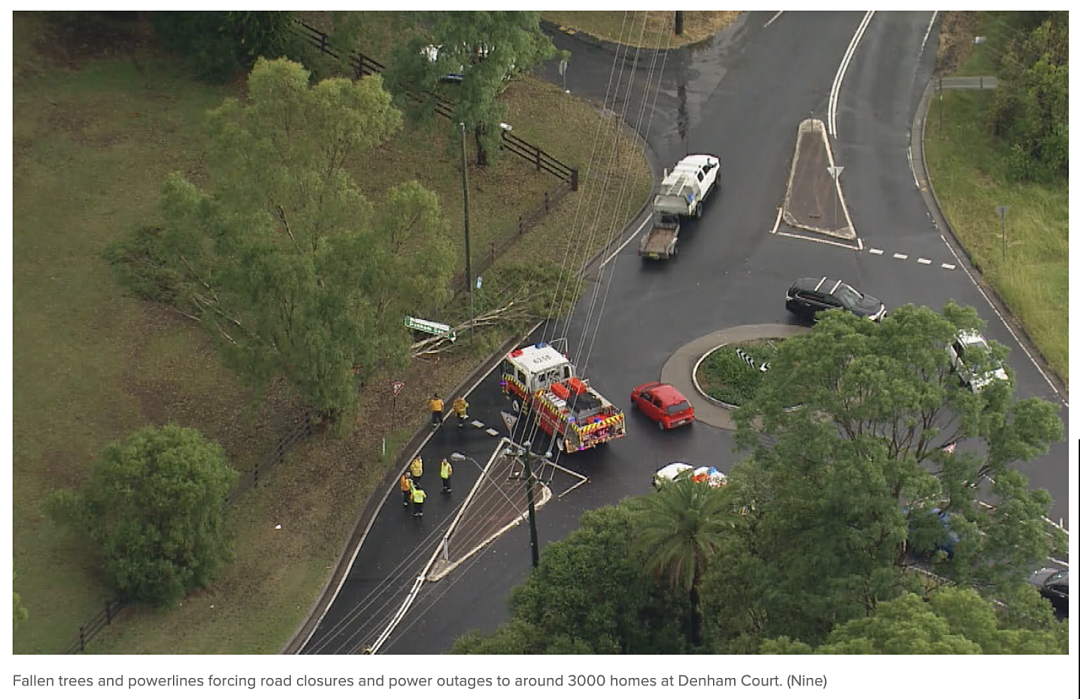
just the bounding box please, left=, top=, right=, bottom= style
left=308, top=11, right=1070, bottom=655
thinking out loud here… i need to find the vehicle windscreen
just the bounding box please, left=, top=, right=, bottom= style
left=666, top=401, right=691, bottom=415
left=834, top=283, right=863, bottom=307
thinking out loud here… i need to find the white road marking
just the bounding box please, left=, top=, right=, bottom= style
left=907, top=145, right=919, bottom=188
left=774, top=229, right=861, bottom=251
left=764, top=11, right=783, bottom=28
left=828, top=11, right=875, bottom=138
left=857, top=237, right=864, bottom=250
left=941, top=263, right=955, bottom=270
left=917, top=258, right=931, bottom=265
left=869, top=248, right=883, bottom=255
left=937, top=233, right=1067, bottom=406
left=470, top=420, right=484, bottom=428
left=600, top=215, right=650, bottom=268
left=919, top=11, right=940, bottom=59
left=485, top=428, right=500, bottom=437
left=893, top=253, right=908, bottom=260
left=771, top=206, right=783, bottom=234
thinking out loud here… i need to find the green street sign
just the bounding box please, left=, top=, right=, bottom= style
left=405, top=316, right=456, bottom=342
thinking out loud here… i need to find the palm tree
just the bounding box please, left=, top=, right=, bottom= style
left=632, top=477, right=736, bottom=647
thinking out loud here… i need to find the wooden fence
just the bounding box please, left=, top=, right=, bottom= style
left=62, top=413, right=316, bottom=653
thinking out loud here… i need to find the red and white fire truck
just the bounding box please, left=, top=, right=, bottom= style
left=500, top=342, right=626, bottom=453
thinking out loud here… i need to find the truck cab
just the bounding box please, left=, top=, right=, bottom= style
left=501, top=342, right=574, bottom=401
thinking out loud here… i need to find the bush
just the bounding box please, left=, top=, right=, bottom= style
left=153, top=11, right=294, bottom=82
left=696, top=341, right=779, bottom=406
left=44, top=424, right=239, bottom=608
left=103, top=225, right=186, bottom=307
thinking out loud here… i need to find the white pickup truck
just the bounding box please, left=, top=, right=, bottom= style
left=653, top=154, right=721, bottom=219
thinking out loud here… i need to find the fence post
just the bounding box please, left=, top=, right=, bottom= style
left=535, top=146, right=542, bottom=172
left=320, top=33, right=326, bottom=53
left=79, top=626, right=86, bottom=653
left=570, top=169, right=579, bottom=191
left=490, top=242, right=496, bottom=263
left=105, top=599, right=112, bottom=624
left=544, top=192, right=549, bottom=212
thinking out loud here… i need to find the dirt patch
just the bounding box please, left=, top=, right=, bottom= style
left=935, top=12, right=980, bottom=75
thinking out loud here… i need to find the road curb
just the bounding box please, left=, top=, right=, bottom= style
left=781, top=118, right=857, bottom=241
left=911, top=79, right=1068, bottom=401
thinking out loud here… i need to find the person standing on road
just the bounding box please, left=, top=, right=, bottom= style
left=453, top=396, right=469, bottom=428
left=440, top=457, right=453, bottom=494
left=411, top=484, right=427, bottom=518
left=399, top=471, right=413, bottom=508
left=429, top=393, right=444, bottom=429
left=409, top=456, right=423, bottom=485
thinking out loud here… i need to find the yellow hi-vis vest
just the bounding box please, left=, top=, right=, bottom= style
left=453, top=398, right=468, bottom=416
left=410, top=458, right=423, bottom=478
left=411, top=488, right=427, bottom=504
left=440, top=460, right=452, bottom=479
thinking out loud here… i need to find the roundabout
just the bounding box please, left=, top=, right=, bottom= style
left=659, top=324, right=810, bottom=430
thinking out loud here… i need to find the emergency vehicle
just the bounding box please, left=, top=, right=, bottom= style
left=500, top=342, right=626, bottom=453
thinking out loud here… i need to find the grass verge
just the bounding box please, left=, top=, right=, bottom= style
left=12, top=11, right=652, bottom=654
left=923, top=15, right=1069, bottom=383
left=695, top=340, right=781, bottom=407
left=542, top=11, right=742, bottom=49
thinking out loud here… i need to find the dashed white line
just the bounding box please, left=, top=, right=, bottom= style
left=764, top=11, right=784, bottom=28
left=869, top=248, right=884, bottom=255
left=941, top=263, right=955, bottom=270
left=470, top=420, right=484, bottom=428
left=485, top=428, right=500, bottom=437
left=893, top=253, right=908, bottom=260
left=917, top=258, right=931, bottom=265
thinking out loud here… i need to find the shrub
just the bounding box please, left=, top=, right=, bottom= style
left=696, top=341, right=779, bottom=406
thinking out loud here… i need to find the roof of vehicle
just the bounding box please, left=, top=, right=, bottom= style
left=506, top=343, right=570, bottom=375
left=957, top=329, right=990, bottom=348
left=655, top=462, right=694, bottom=480
left=635, top=382, right=687, bottom=404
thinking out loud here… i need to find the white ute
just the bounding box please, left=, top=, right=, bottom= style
left=653, top=154, right=721, bottom=219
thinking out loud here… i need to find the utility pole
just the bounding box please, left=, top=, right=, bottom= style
left=460, top=122, right=474, bottom=339
left=522, top=441, right=540, bottom=569
left=996, top=205, right=1009, bottom=261
left=674, top=11, right=684, bottom=35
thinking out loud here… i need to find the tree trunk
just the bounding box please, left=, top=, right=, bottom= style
left=474, top=124, right=488, bottom=167
left=689, top=584, right=703, bottom=647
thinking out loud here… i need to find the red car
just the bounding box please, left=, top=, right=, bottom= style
left=630, top=382, right=695, bottom=430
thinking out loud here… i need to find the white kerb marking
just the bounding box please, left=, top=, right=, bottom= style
left=869, top=248, right=884, bottom=255
left=828, top=11, right=875, bottom=138
left=907, top=145, right=919, bottom=188
left=764, top=11, right=783, bottom=28
left=941, top=263, right=956, bottom=270
left=771, top=206, right=783, bottom=234
left=917, top=258, right=932, bottom=265
left=919, top=11, right=939, bottom=58
left=937, top=233, right=1066, bottom=406
left=600, top=215, right=650, bottom=268
left=774, top=229, right=861, bottom=251
left=893, top=253, right=908, bottom=260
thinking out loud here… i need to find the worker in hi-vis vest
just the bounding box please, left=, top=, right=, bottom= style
left=409, top=456, right=423, bottom=484
left=411, top=485, right=427, bottom=518
left=440, top=458, right=453, bottom=494
left=429, top=393, right=444, bottom=429
left=452, top=396, right=469, bottom=428
left=399, top=471, right=413, bottom=507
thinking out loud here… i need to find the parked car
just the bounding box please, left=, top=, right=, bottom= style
left=652, top=463, right=727, bottom=490
left=1028, top=567, right=1069, bottom=617
left=630, top=382, right=695, bottom=430
left=785, top=277, right=886, bottom=322
left=948, top=330, right=1008, bottom=392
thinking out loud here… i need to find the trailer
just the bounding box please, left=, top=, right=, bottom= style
left=639, top=213, right=681, bottom=261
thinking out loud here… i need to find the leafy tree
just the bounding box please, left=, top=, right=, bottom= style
left=451, top=504, right=687, bottom=654
left=382, top=11, right=559, bottom=165
left=45, top=424, right=238, bottom=608
left=632, top=478, right=737, bottom=647
left=148, top=58, right=454, bottom=420
left=13, top=571, right=28, bottom=631
left=153, top=11, right=295, bottom=82
left=727, top=303, right=1063, bottom=643
left=762, top=588, right=1066, bottom=654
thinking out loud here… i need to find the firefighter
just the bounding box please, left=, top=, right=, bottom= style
left=409, top=456, right=423, bottom=484
left=429, top=393, right=444, bottom=429
left=399, top=471, right=413, bottom=508
left=452, top=396, right=469, bottom=428
left=440, top=457, right=453, bottom=494
left=411, top=484, right=427, bottom=517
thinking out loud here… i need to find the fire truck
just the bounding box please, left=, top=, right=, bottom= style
left=500, top=342, right=626, bottom=453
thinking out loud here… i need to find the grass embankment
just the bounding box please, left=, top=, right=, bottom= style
left=543, top=11, right=742, bottom=49
left=12, top=12, right=651, bottom=654
left=923, top=13, right=1068, bottom=383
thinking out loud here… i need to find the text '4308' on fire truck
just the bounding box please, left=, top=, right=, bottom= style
left=500, top=342, right=626, bottom=453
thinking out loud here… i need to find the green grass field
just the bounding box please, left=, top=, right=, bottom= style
left=923, top=17, right=1069, bottom=383
left=12, top=12, right=651, bottom=654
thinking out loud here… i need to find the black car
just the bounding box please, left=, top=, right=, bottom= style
left=786, top=277, right=886, bottom=322
left=1029, top=567, right=1069, bottom=617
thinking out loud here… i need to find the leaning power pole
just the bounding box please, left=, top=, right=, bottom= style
left=522, top=442, right=540, bottom=569
left=674, top=11, right=685, bottom=35
left=460, top=122, right=474, bottom=339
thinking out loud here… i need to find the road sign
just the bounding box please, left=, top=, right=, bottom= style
left=995, top=205, right=1009, bottom=218
left=558, top=59, right=568, bottom=76
left=404, top=316, right=457, bottom=342
left=390, top=380, right=405, bottom=396
left=826, top=165, right=845, bottom=180
left=476, top=276, right=482, bottom=289
left=501, top=411, right=518, bottom=432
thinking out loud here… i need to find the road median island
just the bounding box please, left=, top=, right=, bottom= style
left=782, top=118, right=857, bottom=241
